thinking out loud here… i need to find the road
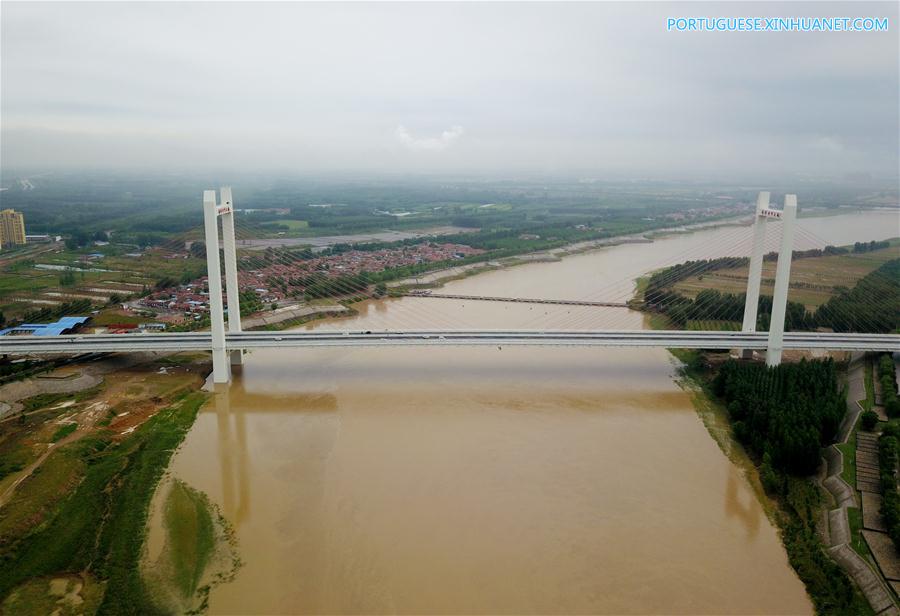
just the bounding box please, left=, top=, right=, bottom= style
left=2, top=330, right=898, bottom=354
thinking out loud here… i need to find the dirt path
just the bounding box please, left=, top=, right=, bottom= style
left=0, top=429, right=85, bottom=509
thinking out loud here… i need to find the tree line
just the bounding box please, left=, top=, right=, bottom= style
left=713, top=358, right=845, bottom=475
left=711, top=357, right=865, bottom=612
left=645, top=258, right=899, bottom=334
left=879, top=422, right=900, bottom=553
left=879, top=354, right=900, bottom=417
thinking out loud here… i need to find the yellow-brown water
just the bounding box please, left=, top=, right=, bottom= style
left=159, top=211, right=898, bottom=614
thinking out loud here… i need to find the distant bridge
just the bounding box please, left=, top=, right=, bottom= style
left=2, top=330, right=897, bottom=354
left=403, top=292, right=631, bottom=308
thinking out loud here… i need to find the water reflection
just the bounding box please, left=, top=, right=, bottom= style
left=213, top=387, right=249, bottom=525
left=209, top=381, right=342, bottom=527
left=157, top=210, right=900, bottom=614
left=724, top=467, right=761, bottom=540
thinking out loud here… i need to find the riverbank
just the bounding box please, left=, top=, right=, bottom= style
left=384, top=216, right=748, bottom=293
left=0, top=353, right=218, bottom=614
left=669, top=347, right=878, bottom=613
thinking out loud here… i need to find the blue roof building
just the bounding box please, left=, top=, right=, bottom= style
left=0, top=316, right=90, bottom=337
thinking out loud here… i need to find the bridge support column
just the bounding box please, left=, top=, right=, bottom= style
left=219, top=187, right=243, bottom=366
left=203, top=190, right=230, bottom=384
left=740, top=191, right=770, bottom=359
left=766, top=194, right=798, bottom=367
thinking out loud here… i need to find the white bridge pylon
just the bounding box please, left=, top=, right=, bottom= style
left=203, top=187, right=242, bottom=384
left=201, top=189, right=799, bottom=383
left=740, top=191, right=798, bottom=366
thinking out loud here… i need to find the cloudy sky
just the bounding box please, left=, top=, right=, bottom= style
left=1, top=1, right=897, bottom=179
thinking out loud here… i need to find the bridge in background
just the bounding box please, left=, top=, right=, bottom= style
left=403, top=292, right=630, bottom=308
left=2, top=189, right=897, bottom=382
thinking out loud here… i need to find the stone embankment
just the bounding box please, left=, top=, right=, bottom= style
left=241, top=302, right=347, bottom=329
left=822, top=355, right=898, bottom=615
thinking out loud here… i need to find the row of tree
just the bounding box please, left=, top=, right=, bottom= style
left=645, top=258, right=899, bottom=333
left=814, top=259, right=900, bottom=333
left=879, top=423, right=900, bottom=552
left=643, top=245, right=859, bottom=302
left=713, top=358, right=846, bottom=475
left=853, top=240, right=890, bottom=253
left=879, top=354, right=900, bottom=417
left=712, top=357, right=865, bottom=611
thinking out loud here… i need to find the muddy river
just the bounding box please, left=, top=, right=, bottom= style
left=157, top=210, right=898, bottom=614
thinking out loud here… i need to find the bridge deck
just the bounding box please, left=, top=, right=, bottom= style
left=2, top=330, right=897, bottom=354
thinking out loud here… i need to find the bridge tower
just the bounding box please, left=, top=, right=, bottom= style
left=740, top=192, right=797, bottom=366
left=766, top=194, right=798, bottom=366
left=203, top=187, right=242, bottom=384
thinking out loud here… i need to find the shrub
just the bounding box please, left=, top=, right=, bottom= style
left=861, top=410, right=879, bottom=432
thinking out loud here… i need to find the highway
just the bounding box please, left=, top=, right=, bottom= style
left=2, top=330, right=898, bottom=354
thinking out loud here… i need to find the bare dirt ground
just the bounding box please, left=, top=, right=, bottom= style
left=0, top=353, right=208, bottom=508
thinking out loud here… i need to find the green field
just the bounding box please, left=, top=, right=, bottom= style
left=673, top=239, right=900, bottom=309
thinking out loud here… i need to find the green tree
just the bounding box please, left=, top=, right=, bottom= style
left=189, top=241, right=207, bottom=259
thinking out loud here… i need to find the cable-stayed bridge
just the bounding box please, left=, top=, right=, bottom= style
left=3, top=330, right=897, bottom=354
left=1, top=189, right=897, bottom=382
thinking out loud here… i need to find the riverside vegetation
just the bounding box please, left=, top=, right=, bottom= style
left=0, top=372, right=226, bottom=614
left=642, top=253, right=900, bottom=333
left=651, top=244, right=898, bottom=612
left=710, top=358, right=872, bottom=613
left=878, top=356, right=900, bottom=554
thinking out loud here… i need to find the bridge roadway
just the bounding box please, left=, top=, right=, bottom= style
left=1, top=330, right=897, bottom=354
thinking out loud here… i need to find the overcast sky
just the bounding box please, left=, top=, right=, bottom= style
left=1, top=1, right=897, bottom=179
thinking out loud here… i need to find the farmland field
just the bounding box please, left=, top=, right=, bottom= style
left=672, top=239, right=900, bottom=309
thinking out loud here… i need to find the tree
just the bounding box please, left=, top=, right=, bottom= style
left=65, top=230, right=90, bottom=250
left=861, top=410, right=879, bottom=431
left=59, top=269, right=76, bottom=287
left=189, top=241, right=207, bottom=259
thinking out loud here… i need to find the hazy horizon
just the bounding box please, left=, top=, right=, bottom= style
left=2, top=1, right=898, bottom=180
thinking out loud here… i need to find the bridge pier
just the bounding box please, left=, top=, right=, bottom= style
left=766, top=194, right=798, bottom=367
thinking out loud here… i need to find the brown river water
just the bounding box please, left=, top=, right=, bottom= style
left=156, top=210, right=898, bottom=614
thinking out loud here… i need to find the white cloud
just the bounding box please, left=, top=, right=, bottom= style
left=395, top=125, right=464, bottom=151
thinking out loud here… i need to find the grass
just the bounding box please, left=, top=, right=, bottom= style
left=0, top=446, right=29, bottom=483
left=0, top=448, right=86, bottom=552
left=164, top=480, right=215, bottom=601
left=0, top=391, right=208, bottom=613
left=864, top=359, right=876, bottom=412
left=277, top=219, right=309, bottom=230
left=1, top=574, right=106, bottom=616
left=685, top=319, right=740, bottom=331
left=846, top=506, right=872, bottom=559
left=837, top=439, right=857, bottom=490
left=20, top=385, right=101, bottom=413
left=50, top=423, right=77, bottom=442
left=90, top=311, right=147, bottom=326
left=0, top=245, right=208, bottom=321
